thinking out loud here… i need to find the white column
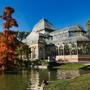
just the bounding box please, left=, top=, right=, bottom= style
left=75, top=42, right=78, bottom=55
left=57, top=44, right=60, bottom=55
left=68, top=43, right=72, bottom=60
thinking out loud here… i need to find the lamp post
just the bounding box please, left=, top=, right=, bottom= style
left=57, top=43, right=60, bottom=55
left=62, top=43, right=65, bottom=61
left=68, top=43, right=72, bottom=61
left=75, top=42, right=78, bottom=55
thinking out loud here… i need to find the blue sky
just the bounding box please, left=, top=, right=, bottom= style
left=0, top=0, right=90, bottom=31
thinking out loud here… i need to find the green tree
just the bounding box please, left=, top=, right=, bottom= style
left=16, top=43, right=31, bottom=68
left=16, top=43, right=31, bottom=61
left=17, top=31, right=30, bottom=41
left=22, top=44, right=31, bottom=61
left=86, top=20, right=90, bottom=37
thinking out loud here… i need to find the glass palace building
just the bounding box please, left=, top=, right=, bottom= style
left=23, top=19, right=90, bottom=62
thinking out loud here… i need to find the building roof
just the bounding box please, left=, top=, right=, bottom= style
left=32, top=18, right=55, bottom=32
left=22, top=19, right=89, bottom=45
left=64, top=36, right=90, bottom=43
left=68, top=25, right=85, bottom=32
left=51, top=35, right=90, bottom=44
left=50, top=25, right=86, bottom=35
left=22, top=31, right=40, bottom=45
left=75, top=36, right=90, bottom=41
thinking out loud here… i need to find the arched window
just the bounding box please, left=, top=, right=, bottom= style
left=64, top=44, right=70, bottom=55
left=59, top=46, right=63, bottom=55
left=71, top=43, right=77, bottom=55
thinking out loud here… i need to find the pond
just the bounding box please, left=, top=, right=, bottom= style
left=0, top=69, right=90, bottom=90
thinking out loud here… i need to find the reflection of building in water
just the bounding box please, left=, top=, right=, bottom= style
left=39, top=69, right=57, bottom=83
left=57, top=69, right=80, bottom=80
left=39, top=69, right=49, bottom=84
left=27, top=70, right=40, bottom=90
left=27, top=69, right=57, bottom=90
left=48, top=70, right=57, bottom=81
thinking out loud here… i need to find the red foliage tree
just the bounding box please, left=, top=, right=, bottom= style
left=0, top=7, right=19, bottom=70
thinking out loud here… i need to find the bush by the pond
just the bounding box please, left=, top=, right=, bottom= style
left=48, top=62, right=60, bottom=68
left=31, top=60, right=48, bottom=66
left=80, top=65, right=90, bottom=70
left=44, top=73, right=90, bottom=90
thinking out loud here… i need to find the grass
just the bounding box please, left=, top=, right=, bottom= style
left=53, top=63, right=85, bottom=70
left=44, top=73, right=90, bottom=90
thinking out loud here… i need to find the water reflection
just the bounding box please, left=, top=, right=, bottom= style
left=0, top=69, right=89, bottom=90
left=57, top=70, right=80, bottom=80
left=27, top=70, right=40, bottom=90
left=0, top=73, right=27, bottom=90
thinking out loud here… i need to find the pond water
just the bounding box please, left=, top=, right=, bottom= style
left=0, top=69, right=90, bottom=90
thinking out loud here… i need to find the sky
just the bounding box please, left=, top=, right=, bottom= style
left=0, top=0, right=90, bottom=31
